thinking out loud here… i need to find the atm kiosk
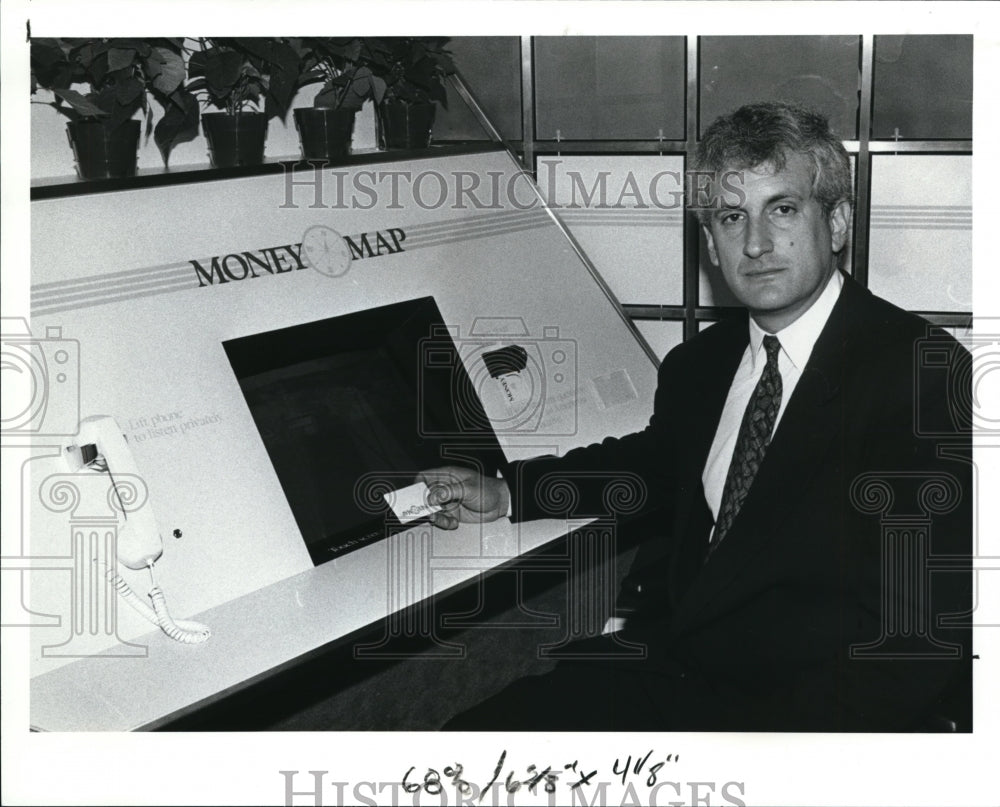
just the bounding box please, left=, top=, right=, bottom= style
left=24, top=142, right=663, bottom=731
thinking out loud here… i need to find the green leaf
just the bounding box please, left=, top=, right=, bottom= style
left=206, top=50, right=243, bottom=98
left=347, top=73, right=371, bottom=100
left=116, top=75, right=144, bottom=106
left=110, top=38, right=151, bottom=56
left=52, top=88, right=109, bottom=118
left=145, top=57, right=163, bottom=82
left=370, top=76, right=386, bottom=105
left=271, top=41, right=300, bottom=72
left=72, top=41, right=97, bottom=70
left=187, top=50, right=208, bottom=78
left=154, top=90, right=201, bottom=165
left=31, top=40, right=73, bottom=91
left=232, top=38, right=270, bottom=61
left=265, top=61, right=297, bottom=121
left=107, top=98, right=137, bottom=132
left=313, top=88, right=338, bottom=107
left=148, top=47, right=185, bottom=95
left=31, top=39, right=65, bottom=71
left=93, top=84, right=117, bottom=111
left=107, top=47, right=136, bottom=72
left=88, top=49, right=110, bottom=87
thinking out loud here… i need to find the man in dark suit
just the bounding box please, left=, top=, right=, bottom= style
left=422, top=102, right=972, bottom=732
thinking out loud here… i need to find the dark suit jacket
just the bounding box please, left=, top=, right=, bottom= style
left=507, top=275, right=972, bottom=731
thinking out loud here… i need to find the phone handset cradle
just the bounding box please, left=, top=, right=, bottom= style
left=66, top=415, right=210, bottom=644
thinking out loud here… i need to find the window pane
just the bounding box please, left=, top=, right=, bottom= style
left=534, top=37, right=686, bottom=140
left=872, top=36, right=972, bottom=140
left=437, top=37, right=522, bottom=140
left=700, top=36, right=860, bottom=139
left=634, top=320, right=684, bottom=362
left=537, top=155, right=685, bottom=305
left=868, top=156, right=971, bottom=312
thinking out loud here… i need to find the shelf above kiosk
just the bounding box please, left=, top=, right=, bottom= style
left=30, top=142, right=506, bottom=201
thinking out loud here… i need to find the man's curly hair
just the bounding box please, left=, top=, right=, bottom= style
left=690, top=102, right=853, bottom=228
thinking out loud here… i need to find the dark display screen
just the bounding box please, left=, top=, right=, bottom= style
left=223, top=297, right=505, bottom=564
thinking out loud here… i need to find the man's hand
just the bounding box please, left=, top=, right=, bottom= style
left=415, top=466, right=511, bottom=530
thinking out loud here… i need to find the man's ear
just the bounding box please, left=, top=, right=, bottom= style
left=828, top=200, right=851, bottom=253
left=703, top=225, right=720, bottom=266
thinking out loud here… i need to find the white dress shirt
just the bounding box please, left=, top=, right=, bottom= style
left=701, top=271, right=844, bottom=529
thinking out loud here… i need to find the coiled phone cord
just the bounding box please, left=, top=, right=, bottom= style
left=103, top=563, right=211, bottom=644
left=86, top=457, right=210, bottom=644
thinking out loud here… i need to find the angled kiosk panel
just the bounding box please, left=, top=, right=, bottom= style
left=26, top=147, right=658, bottom=730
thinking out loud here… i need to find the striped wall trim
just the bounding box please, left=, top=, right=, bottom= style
left=870, top=204, right=971, bottom=230
left=555, top=208, right=685, bottom=228
left=31, top=208, right=554, bottom=318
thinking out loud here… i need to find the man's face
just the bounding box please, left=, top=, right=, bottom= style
left=703, top=151, right=851, bottom=333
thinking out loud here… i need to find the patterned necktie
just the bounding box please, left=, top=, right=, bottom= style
left=708, top=334, right=783, bottom=556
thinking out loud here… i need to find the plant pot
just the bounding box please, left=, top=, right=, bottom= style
left=201, top=112, right=267, bottom=168
left=66, top=120, right=141, bottom=179
left=294, top=108, right=357, bottom=160
left=376, top=100, right=436, bottom=150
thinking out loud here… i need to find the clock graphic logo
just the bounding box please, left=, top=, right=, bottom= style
left=301, top=225, right=353, bottom=277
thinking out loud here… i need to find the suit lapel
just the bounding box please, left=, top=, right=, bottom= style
left=669, top=277, right=864, bottom=628
left=665, top=318, right=747, bottom=603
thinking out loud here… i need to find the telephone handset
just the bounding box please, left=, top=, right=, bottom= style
left=66, top=415, right=210, bottom=644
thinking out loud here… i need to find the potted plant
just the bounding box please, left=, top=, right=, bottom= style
left=290, top=38, right=387, bottom=160
left=186, top=37, right=299, bottom=168
left=30, top=38, right=199, bottom=178
left=366, top=37, right=455, bottom=150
